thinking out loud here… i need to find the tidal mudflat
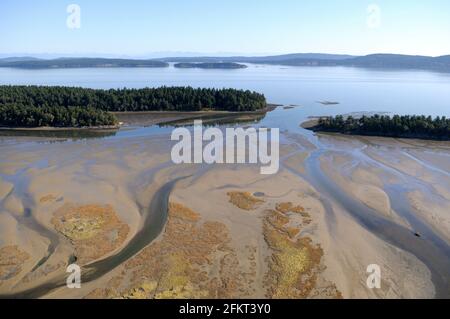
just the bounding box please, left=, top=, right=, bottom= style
left=0, top=122, right=448, bottom=299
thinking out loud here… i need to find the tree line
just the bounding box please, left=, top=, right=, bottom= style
left=0, top=104, right=117, bottom=127
left=0, top=86, right=267, bottom=112
left=316, top=114, right=449, bottom=140
left=0, top=85, right=267, bottom=127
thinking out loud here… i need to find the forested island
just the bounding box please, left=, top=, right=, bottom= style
left=0, top=86, right=267, bottom=128
left=174, top=62, right=247, bottom=69
left=163, top=53, right=450, bottom=72
left=2, top=54, right=450, bottom=72
left=304, top=114, right=450, bottom=140
left=0, top=58, right=168, bottom=69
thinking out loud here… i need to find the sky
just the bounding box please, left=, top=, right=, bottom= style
left=1, top=0, right=450, bottom=57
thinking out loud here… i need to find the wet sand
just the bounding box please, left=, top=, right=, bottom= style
left=0, top=126, right=449, bottom=299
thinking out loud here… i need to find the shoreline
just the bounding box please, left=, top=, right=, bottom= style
left=113, top=103, right=279, bottom=116
left=0, top=104, right=279, bottom=132
left=0, top=126, right=120, bottom=131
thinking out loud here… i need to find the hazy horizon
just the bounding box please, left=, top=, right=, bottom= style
left=1, top=51, right=450, bottom=60
left=1, top=0, right=450, bottom=57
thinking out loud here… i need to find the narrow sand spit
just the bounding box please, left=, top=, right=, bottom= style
left=318, top=152, right=411, bottom=228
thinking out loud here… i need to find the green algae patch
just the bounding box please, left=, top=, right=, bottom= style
left=58, top=215, right=105, bottom=241
left=51, top=203, right=129, bottom=264
left=264, top=204, right=342, bottom=299
left=85, top=202, right=250, bottom=299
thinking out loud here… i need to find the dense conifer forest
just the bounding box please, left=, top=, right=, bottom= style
left=0, top=86, right=267, bottom=127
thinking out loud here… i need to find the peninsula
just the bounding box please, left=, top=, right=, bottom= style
left=303, top=114, right=450, bottom=140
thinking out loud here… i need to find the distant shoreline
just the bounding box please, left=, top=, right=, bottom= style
left=174, top=62, right=247, bottom=69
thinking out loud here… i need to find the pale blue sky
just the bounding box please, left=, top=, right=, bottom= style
left=1, top=0, right=449, bottom=57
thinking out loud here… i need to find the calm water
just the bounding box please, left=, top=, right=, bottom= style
left=1, top=64, right=450, bottom=124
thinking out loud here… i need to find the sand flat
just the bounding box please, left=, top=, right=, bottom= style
left=0, top=129, right=448, bottom=299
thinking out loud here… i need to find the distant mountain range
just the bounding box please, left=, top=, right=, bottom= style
left=160, top=53, right=356, bottom=63
left=0, top=56, right=41, bottom=63
left=164, top=53, right=450, bottom=71
left=1, top=53, right=450, bottom=72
